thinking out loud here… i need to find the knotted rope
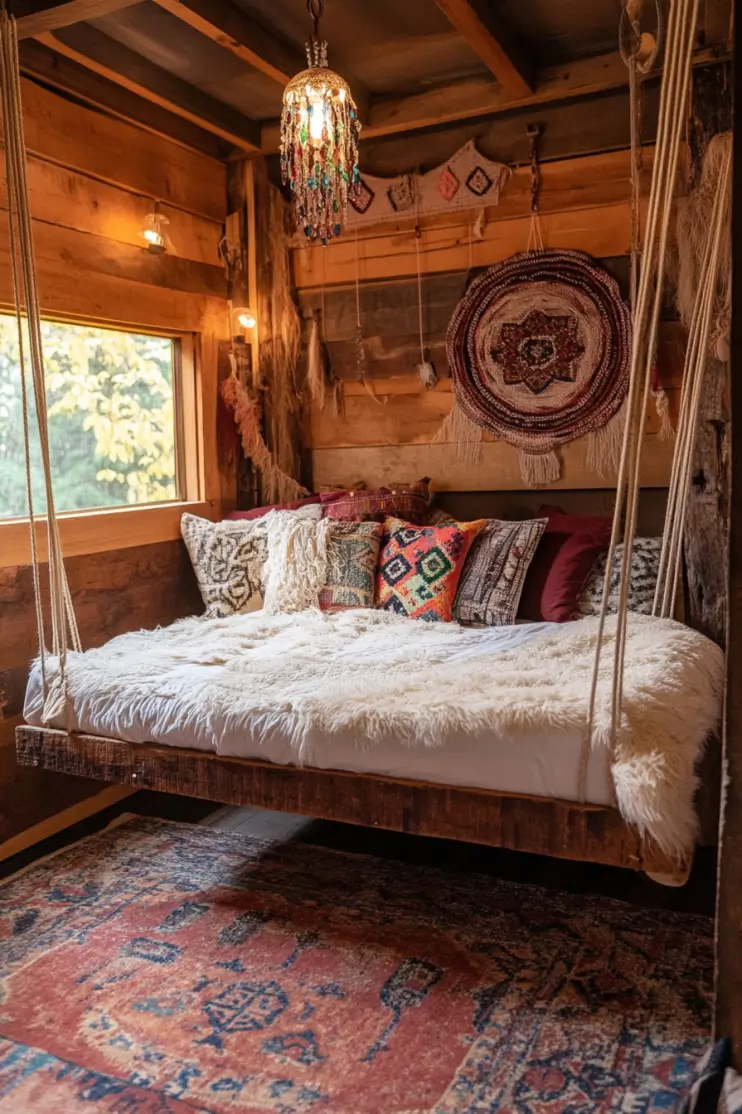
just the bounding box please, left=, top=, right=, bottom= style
left=581, top=0, right=699, bottom=801
left=0, top=11, right=81, bottom=722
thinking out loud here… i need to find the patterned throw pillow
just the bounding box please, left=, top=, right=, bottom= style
left=576, top=537, right=662, bottom=618
left=181, top=513, right=268, bottom=618
left=321, top=479, right=430, bottom=525
left=377, top=517, right=485, bottom=622
left=454, top=519, right=548, bottom=626
left=317, top=522, right=383, bottom=612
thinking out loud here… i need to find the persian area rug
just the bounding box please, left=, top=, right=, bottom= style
left=0, top=817, right=711, bottom=1114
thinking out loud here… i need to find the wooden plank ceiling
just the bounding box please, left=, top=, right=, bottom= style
left=13, top=0, right=733, bottom=160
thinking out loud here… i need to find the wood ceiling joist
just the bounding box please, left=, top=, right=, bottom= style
left=261, top=43, right=729, bottom=150
left=151, top=0, right=304, bottom=85
left=38, top=23, right=261, bottom=150
left=153, top=0, right=370, bottom=120
left=432, top=0, right=533, bottom=97
left=19, top=39, right=230, bottom=160
left=14, top=0, right=142, bottom=38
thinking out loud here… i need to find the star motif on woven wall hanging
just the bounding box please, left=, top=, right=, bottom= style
left=493, top=309, right=586, bottom=394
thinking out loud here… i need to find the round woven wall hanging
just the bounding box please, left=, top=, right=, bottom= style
left=446, top=249, right=631, bottom=485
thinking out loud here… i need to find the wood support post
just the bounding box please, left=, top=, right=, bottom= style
left=714, top=34, right=741, bottom=1067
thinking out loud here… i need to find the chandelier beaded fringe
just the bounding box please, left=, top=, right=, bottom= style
left=281, top=2, right=361, bottom=244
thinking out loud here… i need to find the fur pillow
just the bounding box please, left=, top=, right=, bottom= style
left=454, top=518, right=547, bottom=626
left=262, top=512, right=333, bottom=614
left=576, top=538, right=662, bottom=618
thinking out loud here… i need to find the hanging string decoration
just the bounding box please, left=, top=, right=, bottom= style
left=446, top=250, right=631, bottom=486
left=346, top=140, right=510, bottom=231
left=0, top=9, right=81, bottom=726
left=281, top=0, right=361, bottom=244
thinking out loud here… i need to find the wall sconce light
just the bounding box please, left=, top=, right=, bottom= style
left=233, top=306, right=257, bottom=332
left=143, top=202, right=169, bottom=255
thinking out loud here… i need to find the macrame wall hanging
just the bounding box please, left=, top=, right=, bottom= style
left=446, top=249, right=632, bottom=486
left=346, top=140, right=510, bottom=231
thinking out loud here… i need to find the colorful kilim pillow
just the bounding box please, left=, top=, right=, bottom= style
left=377, top=517, right=485, bottom=622
left=321, top=480, right=430, bottom=525
left=319, top=522, right=383, bottom=612
left=576, top=538, right=662, bottom=618
left=454, top=518, right=547, bottom=626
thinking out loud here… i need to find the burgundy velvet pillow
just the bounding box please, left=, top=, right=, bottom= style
left=226, top=496, right=320, bottom=521
left=518, top=507, right=612, bottom=623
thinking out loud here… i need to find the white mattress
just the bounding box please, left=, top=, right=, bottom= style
left=25, top=612, right=615, bottom=806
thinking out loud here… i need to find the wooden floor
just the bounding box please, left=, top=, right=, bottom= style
left=0, top=791, right=718, bottom=917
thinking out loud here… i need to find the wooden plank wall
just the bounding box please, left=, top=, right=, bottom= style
left=0, top=76, right=228, bottom=847
left=292, top=147, right=681, bottom=497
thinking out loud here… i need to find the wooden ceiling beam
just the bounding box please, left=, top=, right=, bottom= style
left=151, top=0, right=304, bottom=86
left=261, top=44, right=729, bottom=150
left=152, top=0, right=370, bottom=121
left=14, top=0, right=142, bottom=38
left=19, top=39, right=231, bottom=160
left=432, top=0, right=533, bottom=97
left=37, top=24, right=261, bottom=151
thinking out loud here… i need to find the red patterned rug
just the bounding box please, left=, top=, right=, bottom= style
left=0, top=816, right=710, bottom=1113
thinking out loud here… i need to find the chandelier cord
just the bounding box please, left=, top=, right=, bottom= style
left=307, top=0, right=324, bottom=39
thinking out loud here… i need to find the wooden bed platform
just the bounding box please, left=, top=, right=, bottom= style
left=15, top=726, right=686, bottom=881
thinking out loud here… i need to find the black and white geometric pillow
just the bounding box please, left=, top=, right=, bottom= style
left=576, top=537, right=662, bottom=618
left=181, top=514, right=269, bottom=619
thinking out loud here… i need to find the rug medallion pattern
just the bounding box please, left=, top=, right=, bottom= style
left=0, top=817, right=711, bottom=1112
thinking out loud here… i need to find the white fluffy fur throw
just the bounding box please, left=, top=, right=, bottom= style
left=27, top=610, right=723, bottom=859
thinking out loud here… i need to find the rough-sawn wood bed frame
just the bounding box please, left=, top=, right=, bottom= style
left=15, top=726, right=685, bottom=881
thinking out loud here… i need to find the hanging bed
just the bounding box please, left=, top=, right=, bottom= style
left=15, top=606, right=724, bottom=883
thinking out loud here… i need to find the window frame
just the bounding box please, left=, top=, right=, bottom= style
left=0, top=318, right=219, bottom=569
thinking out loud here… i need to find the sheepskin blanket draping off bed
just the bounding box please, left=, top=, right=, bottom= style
left=25, top=610, right=723, bottom=860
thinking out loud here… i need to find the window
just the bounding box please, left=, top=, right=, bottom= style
left=0, top=316, right=179, bottom=519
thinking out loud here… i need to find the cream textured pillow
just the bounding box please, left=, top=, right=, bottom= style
left=262, top=511, right=334, bottom=614
left=182, top=506, right=321, bottom=618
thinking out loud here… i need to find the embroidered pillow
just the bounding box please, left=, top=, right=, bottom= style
left=321, top=479, right=430, bottom=525
left=454, top=518, right=547, bottom=626
left=181, top=513, right=267, bottom=618
left=376, top=517, right=485, bottom=622
left=576, top=537, right=662, bottom=618
left=320, top=521, right=383, bottom=612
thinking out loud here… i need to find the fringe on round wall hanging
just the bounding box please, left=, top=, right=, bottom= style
left=445, top=249, right=632, bottom=486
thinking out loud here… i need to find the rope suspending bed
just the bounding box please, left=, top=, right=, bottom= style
left=6, top=1, right=727, bottom=885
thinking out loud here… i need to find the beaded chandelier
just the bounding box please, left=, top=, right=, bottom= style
left=281, top=0, right=361, bottom=244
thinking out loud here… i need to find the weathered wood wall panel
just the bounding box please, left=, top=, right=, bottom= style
left=11, top=74, right=226, bottom=220
left=292, top=145, right=682, bottom=496
left=0, top=541, right=203, bottom=844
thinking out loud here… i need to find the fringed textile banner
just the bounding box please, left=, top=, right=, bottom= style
left=446, top=249, right=631, bottom=485
left=345, top=141, right=510, bottom=231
